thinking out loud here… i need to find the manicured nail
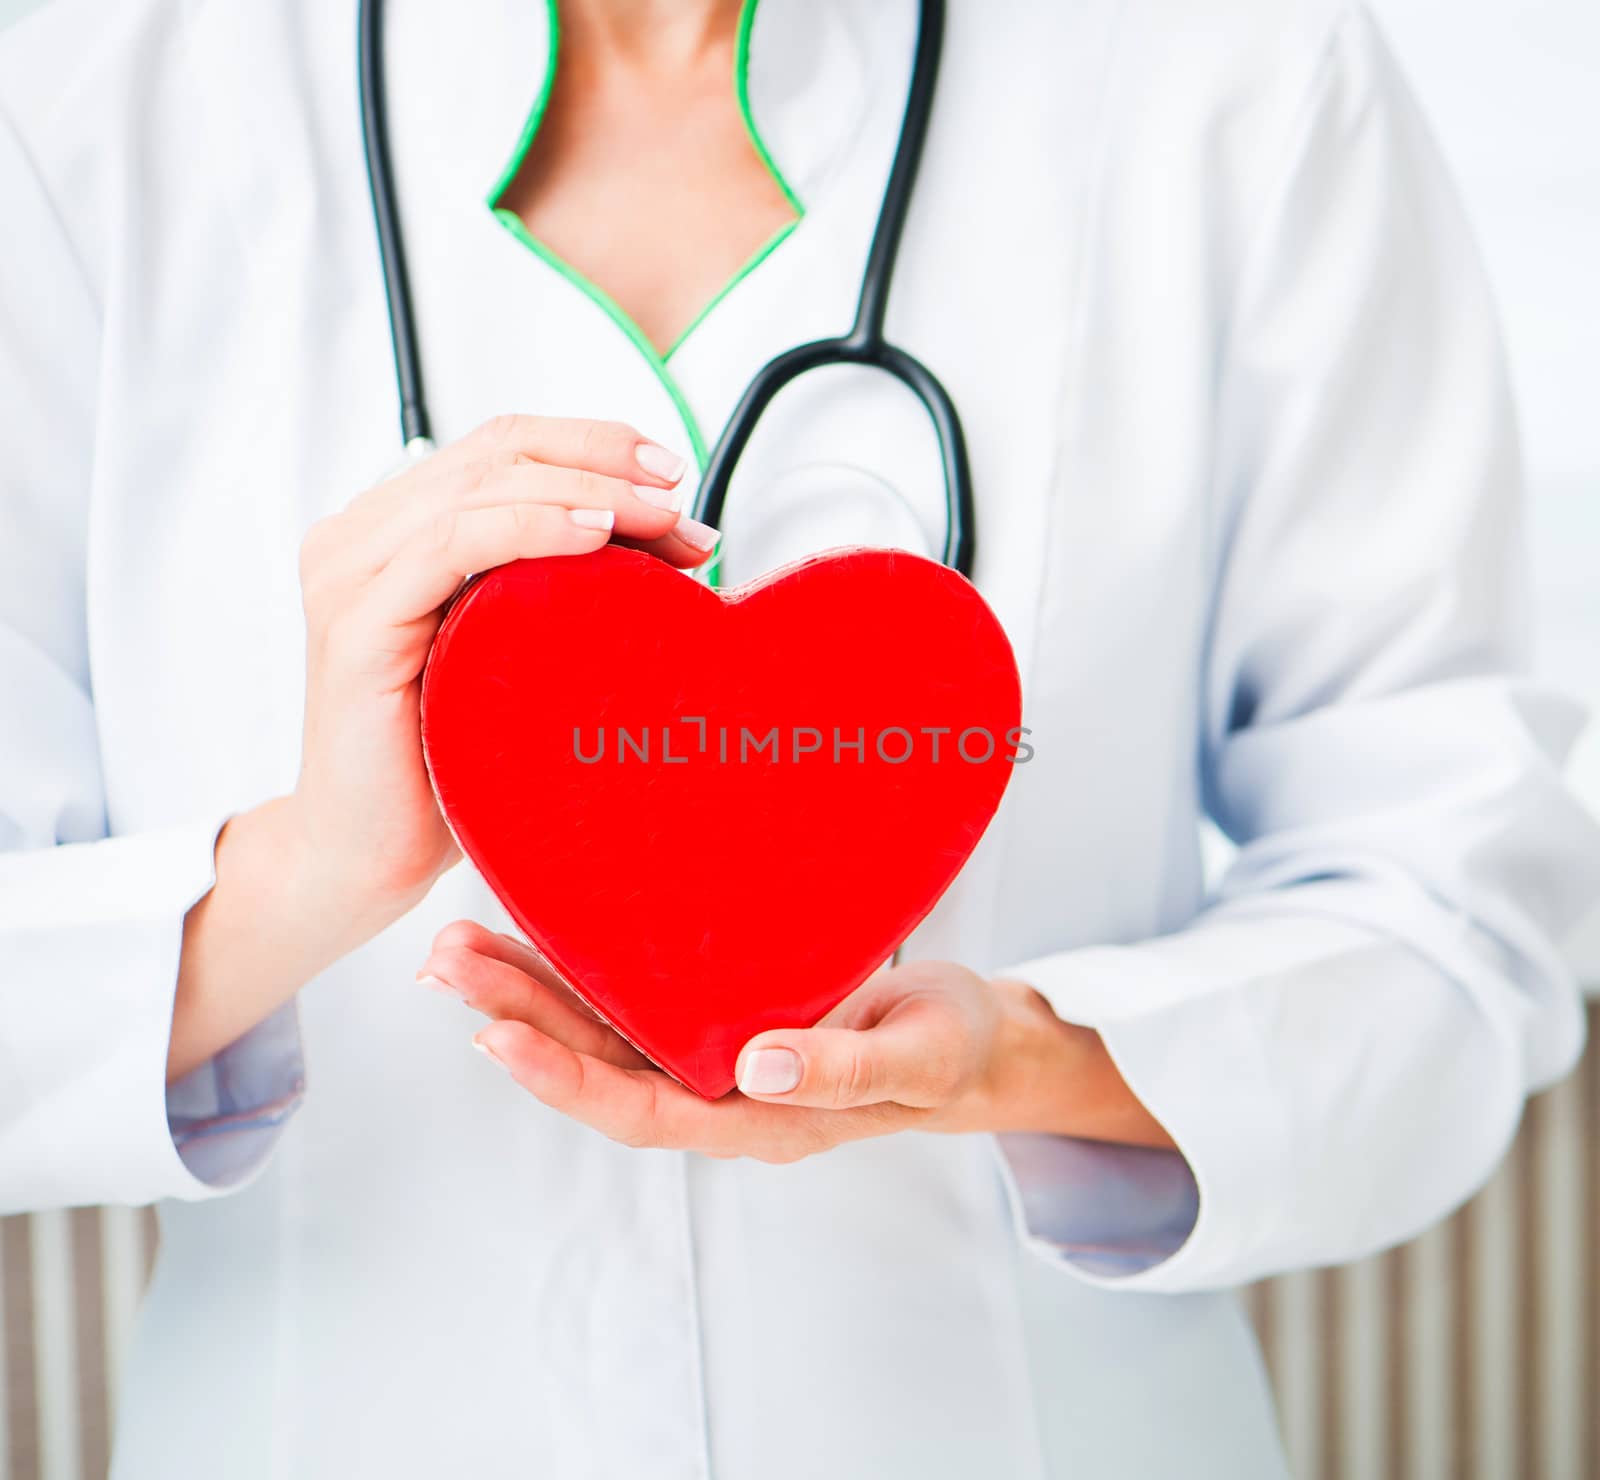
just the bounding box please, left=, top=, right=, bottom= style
left=416, top=972, right=457, bottom=997
left=636, top=442, right=687, bottom=483
left=633, top=482, right=684, bottom=514
left=738, top=1047, right=801, bottom=1095
left=675, top=516, right=721, bottom=552
left=473, top=1035, right=505, bottom=1067
left=569, top=508, right=616, bottom=531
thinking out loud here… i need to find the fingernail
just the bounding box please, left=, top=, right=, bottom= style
left=675, top=516, right=721, bottom=552
left=633, top=482, right=684, bottom=514
left=416, top=972, right=457, bottom=997
left=569, top=508, right=616, bottom=531
left=738, top=1047, right=801, bottom=1095
left=473, top=1035, right=505, bottom=1067
left=636, top=442, right=688, bottom=483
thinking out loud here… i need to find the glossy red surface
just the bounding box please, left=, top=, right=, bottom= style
left=420, top=544, right=1023, bottom=1098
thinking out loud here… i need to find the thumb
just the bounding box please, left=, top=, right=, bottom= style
left=735, top=1003, right=964, bottom=1110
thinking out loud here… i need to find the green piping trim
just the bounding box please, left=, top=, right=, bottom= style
left=735, top=0, right=803, bottom=217
left=491, top=207, right=711, bottom=469
left=484, top=0, right=803, bottom=482
left=661, top=0, right=809, bottom=363
left=485, top=0, right=562, bottom=213
left=662, top=215, right=798, bottom=360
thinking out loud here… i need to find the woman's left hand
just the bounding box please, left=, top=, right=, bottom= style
left=420, top=922, right=1176, bottom=1160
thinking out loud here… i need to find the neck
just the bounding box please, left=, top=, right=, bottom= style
left=558, top=0, right=744, bottom=72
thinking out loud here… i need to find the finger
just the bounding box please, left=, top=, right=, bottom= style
left=425, top=464, right=690, bottom=541
left=441, top=465, right=721, bottom=570
left=430, top=920, right=576, bottom=998
left=445, top=415, right=689, bottom=487
left=426, top=920, right=631, bottom=1049
left=475, top=1022, right=719, bottom=1149
left=366, top=419, right=687, bottom=508
left=428, top=921, right=646, bottom=1049
left=615, top=513, right=721, bottom=570
left=362, top=502, right=614, bottom=622
left=336, top=409, right=690, bottom=568
left=421, top=944, right=646, bottom=1068
left=354, top=465, right=701, bottom=579
left=479, top=1023, right=920, bottom=1157
left=735, top=995, right=972, bottom=1110
left=476, top=1022, right=912, bottom=1157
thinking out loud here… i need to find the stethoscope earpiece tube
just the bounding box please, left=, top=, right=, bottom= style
left=848, top=0, right=944, bottom=350
left=359, top=0, right=432, bottom=451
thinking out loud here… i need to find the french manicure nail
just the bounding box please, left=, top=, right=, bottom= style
left=416, top=972, right=457, bottom=996
left=636, top=442, right=688, bottom=483
left=473, top=1036, right=505, bottom=1067
left=633, top=483, right=684, bottom=514
left=675, top=515, right=721, bottom=552
left=738, top=1047, right=802, bottom=1095
left=570, top=508, right=616, bottom=531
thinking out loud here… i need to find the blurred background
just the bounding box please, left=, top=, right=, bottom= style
left=0, top=0, right=1596, bottom=1476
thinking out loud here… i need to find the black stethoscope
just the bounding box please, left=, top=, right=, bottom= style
left=357, top=0, right=974, bottom=578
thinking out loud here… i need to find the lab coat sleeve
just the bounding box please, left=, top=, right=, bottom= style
left=993, top=5, right=1600, bottom=1292
left=0, top=104, right=304, bottom=1213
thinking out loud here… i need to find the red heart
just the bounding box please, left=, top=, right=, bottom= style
left=420, top=544, right=1023, bottom=1098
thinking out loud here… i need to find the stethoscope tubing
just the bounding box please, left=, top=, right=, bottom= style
left=692, top=336, right=974, bottom=578
left=357, top=0, right=432, bottom=453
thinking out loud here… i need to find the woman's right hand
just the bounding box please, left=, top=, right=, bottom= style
left=289, top=413, right=716, bottom=931
left=174, top=416, right=712, bottom=1082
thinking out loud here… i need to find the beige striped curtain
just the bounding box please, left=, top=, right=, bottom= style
left=1, top=1207, right=153, bottom=1480
left=1239, top=1049, right=1600, bottom=1480
left=4, top=1013, right=1598, bottom=1480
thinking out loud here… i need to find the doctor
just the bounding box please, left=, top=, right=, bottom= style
left=1, top=0, right=1596, bottom=1476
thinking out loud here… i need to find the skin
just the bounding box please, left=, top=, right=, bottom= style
left=497, top=0, right=796, bottom=355
left=170, top=0, right=1176, bottom=1161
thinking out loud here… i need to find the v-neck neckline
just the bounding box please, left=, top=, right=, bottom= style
left=484, top=0, right=806, bottom=473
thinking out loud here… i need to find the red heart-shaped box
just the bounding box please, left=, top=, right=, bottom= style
left=420, top=544, right=1022, bottom=1098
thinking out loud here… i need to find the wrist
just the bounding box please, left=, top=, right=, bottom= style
left=983, top=978, right=1099, bottom=1134
left=169, top=795, right=387, bottom=1082
left=271, top=794, right=416, bottom=955
left=984, top=978, right=1176, bottom=1149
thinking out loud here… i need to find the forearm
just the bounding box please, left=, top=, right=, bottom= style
left=988, top=979, right=1176, bottom=1150
left=166, top=797, right=405, bottom=1082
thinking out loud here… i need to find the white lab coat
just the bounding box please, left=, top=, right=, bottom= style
left=1, top=0, right=1597, bottom=1476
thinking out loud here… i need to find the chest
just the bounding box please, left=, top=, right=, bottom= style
left=493, top=31, right=800, bottom=357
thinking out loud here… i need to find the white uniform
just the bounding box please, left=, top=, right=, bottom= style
left=1, top=1, right=1596, bottom=1476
